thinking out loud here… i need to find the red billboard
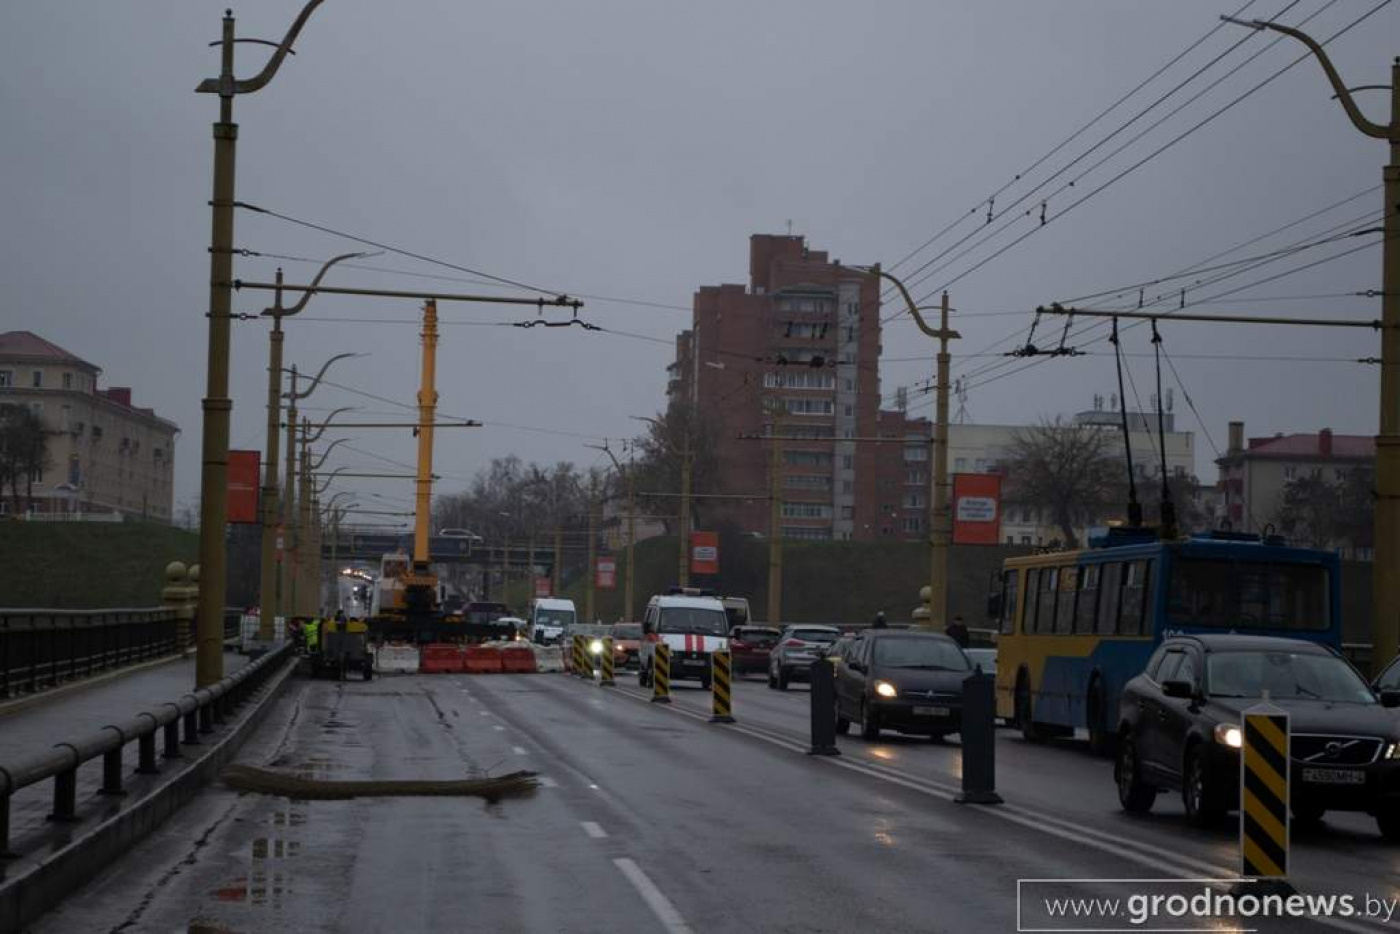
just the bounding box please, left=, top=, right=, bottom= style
left=595, top=557, right=617, bottom=590
left=534, top=576, right=551, bottom=598
left=690, top=531, right=719, bottom=575
left=952, top=473, right=1002, bottom=545
left=227, top=450, right=261, bottom=524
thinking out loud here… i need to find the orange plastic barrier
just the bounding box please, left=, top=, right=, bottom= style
left=463, top=644, right=504, bottom=674
left=499, top=645, right=538, bottom=674
left=420, top=643, right=465, bottom=674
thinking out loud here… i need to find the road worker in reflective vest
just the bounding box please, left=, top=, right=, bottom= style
left=304, top=618, right=321, bottom=654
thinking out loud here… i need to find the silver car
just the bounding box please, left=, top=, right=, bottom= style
left=768, top=625, right=843, bottom=690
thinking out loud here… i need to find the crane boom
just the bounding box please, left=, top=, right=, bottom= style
left=413, top=299, right=438, bottom=565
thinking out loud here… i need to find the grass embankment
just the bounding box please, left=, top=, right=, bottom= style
left=0, top=521, right=198, bottom=608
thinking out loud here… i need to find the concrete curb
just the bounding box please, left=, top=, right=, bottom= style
left=0, top=657, right=298, bottom=932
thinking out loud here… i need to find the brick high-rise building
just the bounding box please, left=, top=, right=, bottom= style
left=671, top=234, right=888, bottom=541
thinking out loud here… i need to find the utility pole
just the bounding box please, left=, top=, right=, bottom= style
left=1233, top=16, right=1397, bottom=672
left=283, top=366, right=300, bottom=617
left=298, top=430, right=314, bottom=615
left=592, top=441, right=637, bottom=621
left=257, top=257, right=360, bottom=639
left=767, top=419, right=783, bottom=628
left=192, top=2, right=323, bottom=689
left=678, top=438, right=693, bottom=588
left=874, top=267, right=958, bottom=632
left=586, top=476, right=598, bottom=623
left=553, top=526, right=563, bottom=596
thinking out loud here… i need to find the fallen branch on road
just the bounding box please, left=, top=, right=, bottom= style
left=221, top=764, right=540, bottom=802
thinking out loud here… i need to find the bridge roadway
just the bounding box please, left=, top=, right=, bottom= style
left=26, top=669, right=1400, bottom=933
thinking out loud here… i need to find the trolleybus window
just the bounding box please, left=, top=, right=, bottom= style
left=999, top=570, right=1018, bottom=635
left=1168, top=559, right=1329, bottom=631
left=1096, top=563, right=1121, bottom=635
left=1119, top=560, right=1152, bottom=636
left=1074, top=565, right=1101, bottom=634
left=1055, top=567, right=1078, bottom=634
left=1034, top=568, right=1058, bottom=634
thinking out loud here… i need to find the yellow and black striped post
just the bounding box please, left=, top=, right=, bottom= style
left=709, top=648, right=735, bottom=723
left=1240, top=704, right=1289, bottom=882
left=651, top=643, right=671, bottom=704
left=572, top=635, right=587, bottom=678
left=599, top=636, right=615, bottom=687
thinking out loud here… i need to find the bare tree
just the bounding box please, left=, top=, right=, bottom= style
left=630, top=401, right=720, bottom=534
left=1006, top=418, right=1124, bottom=547
left=1274, top=467, right=1372, bottom=554
left=0, top=404, right=52, bottom=514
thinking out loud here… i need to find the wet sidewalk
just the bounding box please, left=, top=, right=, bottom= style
left=0, top=651, right=251, bottom=763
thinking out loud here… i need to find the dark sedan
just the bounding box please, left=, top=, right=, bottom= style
left=834, top=632, right=971, bottom=741
left=1115, top=634, right=1400, bottom=839
left=730, top=626, right=781, bottom=675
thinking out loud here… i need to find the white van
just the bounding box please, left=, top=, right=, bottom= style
left=531, top=598, right=576, bottom=644
left=638, top=593, right=729, bottom=688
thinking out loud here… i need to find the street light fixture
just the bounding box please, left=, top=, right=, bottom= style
left=192, top=0, right=324, bottom=688
left=1220, top=15, right=1399, bottom=673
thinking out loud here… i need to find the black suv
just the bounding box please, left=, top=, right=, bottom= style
left=1115, top=634, right=1400, bottom=839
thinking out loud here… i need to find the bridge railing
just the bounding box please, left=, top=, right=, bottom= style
left=0, top=608, right=241, bottom=698
left=0, top=641, right=292, bottom=856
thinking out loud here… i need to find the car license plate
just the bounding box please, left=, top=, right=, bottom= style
left=1301, top=767, right=1365, bottom=785
left=913, top=705, right=949, bottom=717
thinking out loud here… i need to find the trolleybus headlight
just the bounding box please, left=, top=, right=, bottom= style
left=874, top=680, right=898, bottom=699
left=1214, top=724, right=1243, bottom=749
left=590, top=639, right=604, bottom=655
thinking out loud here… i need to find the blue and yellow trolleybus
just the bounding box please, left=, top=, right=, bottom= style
left=990, top=527, right=1341, bottom=753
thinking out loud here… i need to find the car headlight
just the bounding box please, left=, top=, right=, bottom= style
left=1386, top=742, right=1400, bottom=760
left=874, top=680, right=898, bottom=699
left=589, top=639, right=604, bottom=655
left=1214, top=724, right=1243, bottom=748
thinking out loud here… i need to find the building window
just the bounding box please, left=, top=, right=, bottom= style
left=906, top=469, right=927, bottom=485
left=785, top=397, right=834, bottom=416
left=783, top=526, right=832, bottom=541
left=784, top=450, right=833, bottom=468
left=841, top=454, right=854, bottom=470
left=1006, top=536, right=1014, bottom=544
left=784, top=474, right=832, bottom=491
left=68, top=454, right=81, bottom=486
left=904, top=446, right=928, bottom=462
left=32, top=370, right=42, bottom=388
left=782, top=502, right=832, bottom=519
left=1021, top=536, right=1032, bottom=545
left=63, top=372, right=73, bottom=390
left=841, top=506, right=854, bottom=520
left=902, top=492, right=925, bottom=509
left=844, top=379, right=854, bottom=391
left=955, top=458, right=968, bottom=472
left=842, top=480, right=854, bottom=494
left=902, top=517, right=923, bottom=533
left=92, top=424, right=103, bottom=441
left=1283, top=466, right=1296, bottom=480
left=0, top=370, right=12, bottom=387
left=763, top=372, right=834, bottom=390
left=843, top=404, right=853, bottom=417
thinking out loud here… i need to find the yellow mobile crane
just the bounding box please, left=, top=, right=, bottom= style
left=402, top=298, right=442, bottom=619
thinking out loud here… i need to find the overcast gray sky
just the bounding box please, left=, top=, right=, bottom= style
left=2, top=1, right=1392, bottom=518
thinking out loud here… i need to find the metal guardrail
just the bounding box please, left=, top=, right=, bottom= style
left=0, top=641, right=292, bottom=856
left=0, top=608, right=242, bottom=698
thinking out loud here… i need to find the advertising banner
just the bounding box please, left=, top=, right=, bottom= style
left=227, top=450, right=261, bottom=524
left=596, top=557, right=617, bottom=590
left=690, top=531, right=719, bottom=575
left=952, top=473, right=1002, bottom=545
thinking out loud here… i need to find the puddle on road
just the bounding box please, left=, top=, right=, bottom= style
left=209, top=803, right=305, bottom=910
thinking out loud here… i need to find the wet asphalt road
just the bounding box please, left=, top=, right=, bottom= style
left=28, top=668, right=1400, bottom=934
